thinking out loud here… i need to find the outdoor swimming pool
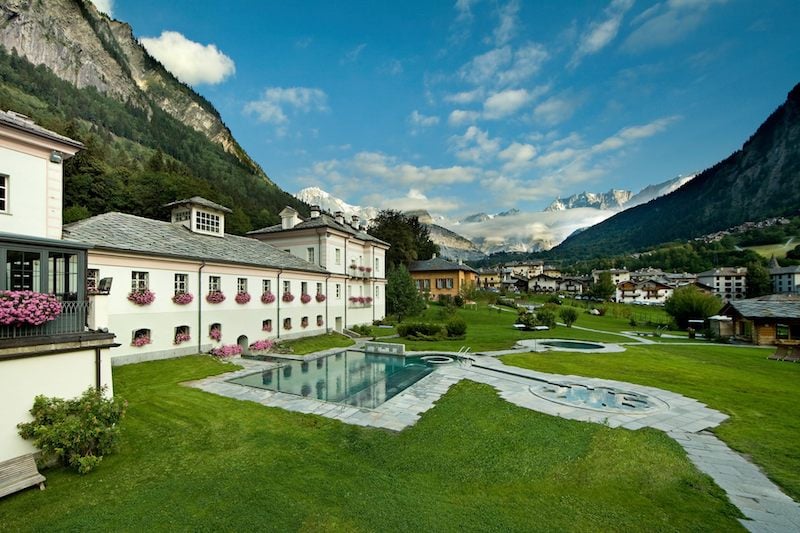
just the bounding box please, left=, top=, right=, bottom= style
left=228, top=351, right=444, bottom=409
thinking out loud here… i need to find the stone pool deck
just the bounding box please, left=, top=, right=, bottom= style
left=187, top=352, right=800, bottom=532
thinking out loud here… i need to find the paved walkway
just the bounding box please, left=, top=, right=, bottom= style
left=188, top=351, right=800, bottom=532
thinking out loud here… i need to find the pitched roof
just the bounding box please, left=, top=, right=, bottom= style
left=722, top=294, right=800, bottom=320
left=248, top=212, right=389, bottom=246
left=0, top=110, right=83, bottom=149
left=697, top=267, right=748, bottom=277
left=770, top=265, right=800, bottom=275
left=408, top=256, right=478, bottom=274
left=163, top=197, right=233, bottom=213
left=63, top=212, right=327, bottom=273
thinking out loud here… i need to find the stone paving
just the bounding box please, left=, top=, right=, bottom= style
left=187, top=351, right=800, bottom=532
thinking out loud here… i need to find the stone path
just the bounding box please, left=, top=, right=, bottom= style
left=188, top=352, right=800, bottom=532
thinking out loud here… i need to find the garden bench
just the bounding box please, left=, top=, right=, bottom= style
left=0, top=454, right=45, bottom=498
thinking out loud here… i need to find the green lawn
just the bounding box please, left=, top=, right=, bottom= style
left=743, top=238, right=797, bottom=259
left=502, top=344, right=800, bottom=502
left=277, top=332, right=355, bottom=354
left=0, top=356, right=743, bottom=531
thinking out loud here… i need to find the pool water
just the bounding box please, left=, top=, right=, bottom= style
left=531, top=382, right=655, bottom=412
left=228, top=351, right=437, bottom=409
left=540, top=340, right=605, bottom=350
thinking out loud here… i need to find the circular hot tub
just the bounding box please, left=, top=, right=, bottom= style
left=420, top=355, right=455, bottom=364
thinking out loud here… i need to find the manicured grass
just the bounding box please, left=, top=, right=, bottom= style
left=743, top=238, right=797, bottom=259
left=501, top=344, right=800, bottom=501
left=367, top=325, right=396, bottom=337
left=0, top=356, right=742, bottom=531
left=277, top=332, right=354, bottom=354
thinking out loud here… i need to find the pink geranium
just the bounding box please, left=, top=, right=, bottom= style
left=300, top=293, right=312, bottom=304
left=0, top=291, right=62, bottom=326
left=128, top=289, right=155, bottom=306
left=210, top=344, right=242, bottom=357
left=315, top=293, right=326, bottom=302
left=249, top=339, right=273, bottom=352
left=206, top=291, right=226, bottom=304
left=209, top=327, right=222, bottom=341
left=235, top=292, right=251, bottom=304
left=132, top=334, right=151, bottom=347
left=174, top=332, right=191, bottom=344
left=261, top=291, right=276, bottom=304
left=172, top=292, right=194, bottom=305
left=282, top=292, right=295, bottom=303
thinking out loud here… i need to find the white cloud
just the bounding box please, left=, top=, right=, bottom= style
left=351, top=152, right=477, bottom=186
left=455, top=0, right=479, bottom=22
left=444, top=88, right=485, bottom=105
left=380, top=59, right=404, bottom=76
left=624, top=0, right=728, bottom=51
left=448, top=109, right=481, bottom=126
left=535, top=147, right=580, bottom=168
left=460, top=46, right=513, bottom=85
left=140, top=31, right=235, bottom=86
left=449, top=126, right=501, bottom=163
left=341, top=43, right=367, bottom=64
left=482, top=88, right=531, bottom=119
left=497, top=44, right=549, bottom=86
left=592, top=116, right=680, bottom=153
left=369, top=189, right=461, bottom=213
left=498, top=142, right=537, bottom=173
left=244, top=87, right=328, bottom=126
left=493, top=0, right=520, bottom=46
left=91, top=0, right=113, bottom=16
left=409, top=110, right=440, bottom=128
left=570, top=0, right=635, bottom=67
left=460, top=44, right=548, bottom=88
left=533, top=94, right=582, bottom=126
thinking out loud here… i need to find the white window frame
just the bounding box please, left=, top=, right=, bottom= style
left=336, top=283, right=341, bottom=298
left=237, top=277, right=248, bottom=294
left=0, top=174, right=7, bottom=212
left=301, top=282, right=308, bottom=295
left=195, top=210, right=221, bottom=234
left=307, top=247, right=315, bottom=263
left=316, top=282, right=323, bottom=294
left=209, top=275, right=221, bottom=292
left=87, top=269, right=99, bottom=291
left=263, top=279, right=271, bottom=293
left=174, top=273, right=189, bottom=294
left=131, top=271, right=149, bottom=291
left=335, top=248, right=341, bottom=265
left=283, top=280, right=291, bottom=294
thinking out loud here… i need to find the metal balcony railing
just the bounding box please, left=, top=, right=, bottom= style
left=0, top=300, right=89, bottom=340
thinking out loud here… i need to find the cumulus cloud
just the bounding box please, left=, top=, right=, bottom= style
left=448, top=109, right=481, bottom=126
left=533, top=93, right=582, bottom=126
left=460, top=44, right=549, bottom=89
left=244, top=87, right=328, bottom=126
left=498, top=142, right=537, bottom=173
left=592, top=116, right=680, bottom=152
left=482, top=88, right=532, bottom=119
left=367, top=189, right=461, bottom=213
left=449, top=126, right=501, bottom=163
left=624, top=0, right=728, bottom=51
left=91, top=0, right=113, bottom=16
left=409, top=110, right=440, bottom=127
left=570, top=0, right=635, bottom=67
left=350, top=151, right=477, bottom=186
left=444, top=88, right=485, bottom=105
left=140, top=31, right=235, bottom=86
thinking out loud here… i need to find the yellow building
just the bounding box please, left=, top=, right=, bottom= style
left=408, top=256, right=479, bottom=299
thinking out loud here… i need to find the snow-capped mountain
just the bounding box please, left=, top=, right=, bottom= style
left=295, top=187, right=379, bottom=222
left=545, top=189, right=632, bottom=212
left=625, top=174, right=697, bottom=207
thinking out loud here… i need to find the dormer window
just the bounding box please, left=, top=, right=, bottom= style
left=195, top=210, right=220, bottom=234
left=173, top=209, right=190, bottom=222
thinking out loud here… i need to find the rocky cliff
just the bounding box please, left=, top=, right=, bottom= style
left=545, top=189, right=632, bottom=212
left=0, top=0, right=266, bottom=178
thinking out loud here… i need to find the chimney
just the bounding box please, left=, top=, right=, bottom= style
left=280, top=206, right=300, bottom=230
left=351, top=215, right=360, bottom=229
left=310, top=205, right=320, bottom=218
left=334, top=211, right=344, bottom=225
left=432, top=253, right=437, bottom=259
left=458, top=259, right=463, bottom=265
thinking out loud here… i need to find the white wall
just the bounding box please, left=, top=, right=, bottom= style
left=0, top=349, right=113, bottom=463
left=0, top=147, right=49, bottom=239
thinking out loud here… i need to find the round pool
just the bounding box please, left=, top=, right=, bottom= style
left=420, top=355, right=455, bottom=364
left=539, top=340, right=605, bottom=350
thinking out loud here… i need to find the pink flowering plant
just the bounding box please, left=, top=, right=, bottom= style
left=261, top=291, right=276, bottom=304
left=262, top=322, right=272, bottom=332
left=174, top=331, right=191, bottom=344
left=209, top=327, right=221, bottom=341
left=172, top=292, right=194, bottom=305
left=249, top=339, right=273, bottom=352
left=206, top=291, right=226, bottom=304
left=132, top=333, right=151, bottom=347
left=301, top=317, right=309, bottom=328
left=365, top=267, right=372, bottom=273
left=358, top=265, right=366, bottom=272
left=282, top=292, right=295, bottom=303
left=127, top=289, right=155, bottom=306
left=235, top=292, right=251, bottom=304
left=210, top=344, right=242, bottom=358
left=365, top=296, right=373, bottom=304
left=0, top=290, right=62, bottom=327
left=317, top=317, right=324, bottom=327
left=300, top=293, right=312, bottom=304
left=315, top=293, right=326, bottom=303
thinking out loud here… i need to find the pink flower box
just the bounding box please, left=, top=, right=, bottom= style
left=206, top=291, right=226, bottom=304
left=300, top=293, right=312, bottom=304
left=132, top=335, right=151, bottom=347
left=174, top=332, right=191, bottom=345
left=235, top=292, right=251, bottom=304
left=301, top=317, right=309, bottom=328
left=172, top=292, right=194, bottom=305
left=209, top=328, right=222, bottom=341
left=261, top=291, right=276, bottom=304
left=0, top=290, right=62, bottom=326
left=315, top=293, right=326, bottom=302
left=262, top=323, right=272, bottom=332
left=128, top=289, right=155, bottom=306
left=282, top=292, right=295, bottom=303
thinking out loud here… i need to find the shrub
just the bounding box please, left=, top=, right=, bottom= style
left=547, top=295, right=561, bottom=305
left=17, top=387, right=126, bottom=474
left=445, top=316, right=467, bottom=337
left=559, top=307, right=579, bottom=327
left=249, top=339, right=273, bottom=352
left=437, top=294, right=453, bottom=306
left=210, top=344, right=242, bottom=357
left=536, top=308, right=557, bottom=329
left=453, top=295, right=465, bottom=307
left=665, top=285, right=721, bottom=329
left=397, top=322, right=445, bottom=339
left=351, top=324, right=371, bottom=336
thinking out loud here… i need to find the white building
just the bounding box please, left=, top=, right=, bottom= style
left=697, top=267, right=748, bottom=301
left=0, top=111, right=115, bottom=467
left=615, top=279, right=674, bottom=305
left=592, top=269, right=630, bottom=285
left=770, top=265, right=800, bottom=294
left=248, top=206, right=388, bottom=329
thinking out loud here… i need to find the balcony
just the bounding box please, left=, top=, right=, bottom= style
left=0, top=300, right=89, bottom=340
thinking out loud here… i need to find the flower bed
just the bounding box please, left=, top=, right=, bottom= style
left=300, top=293, right=311, bottom=304
left=172, top=292, right=194, bottom=305
left=206, top=291, right=226, bottom=304
left=315, top=293, right=326, bottom=302
left=282, top=292, right=295, bottom=303
left=249, top=339, right=273, bottom=352
left=0, top=290, right=62, bottom=326
left=235, top=292, right=251, bottom=304
left=261, top=291, right=276, bottom=304
left=174, top=332, right=191, bottom=345
left=128, top=289, right=155, bottom=306
left=210, top=344, right=242, bottom=358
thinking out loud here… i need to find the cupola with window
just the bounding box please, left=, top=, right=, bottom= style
left=279, top=206, right=301, bottom=230
left=164, top=197, right=232, bottom=237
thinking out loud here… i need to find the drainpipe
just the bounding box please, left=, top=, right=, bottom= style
left=371, top=245, right=376, bottom=324
left=197, top=261, right=206, bottom=353
left=324, top=273, right=331, bottom=332
left=94, top=347, right=102, bottom=391
left=276, top=270, right=283, bottom=339
left=343, top=237, right=349, bottom=329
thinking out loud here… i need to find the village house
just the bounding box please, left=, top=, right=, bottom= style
left=720, top=294, right=800, bottom=345
left=592, top=268, right=630, bottom=285
left=615, top=279, right=674, bottom=305
left=0, top=111, right=115, bottom=471
left=408, top=255, right=478, bottom=299
left=697, top=267, right=747, bottom=301
left=769, top=264, right=800, bottom=294
left=476, top=267, right=501, bottom=290
left=528, top=273, right=560, bottom=293
left=557, top=277, right=587, bottom=295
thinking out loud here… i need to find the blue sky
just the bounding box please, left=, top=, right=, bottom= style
left=104, top=0, right=799, bottom=218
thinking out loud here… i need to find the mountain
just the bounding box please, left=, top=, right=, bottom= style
left=295, top=187, right=379, bottom=222
left=545, top=189, right=632, bottom=211
left=626, top=174, right=696, bottom=208
left=553, top=83, right=800, bottom=259
left=0, top=0, right=306, bottom=232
